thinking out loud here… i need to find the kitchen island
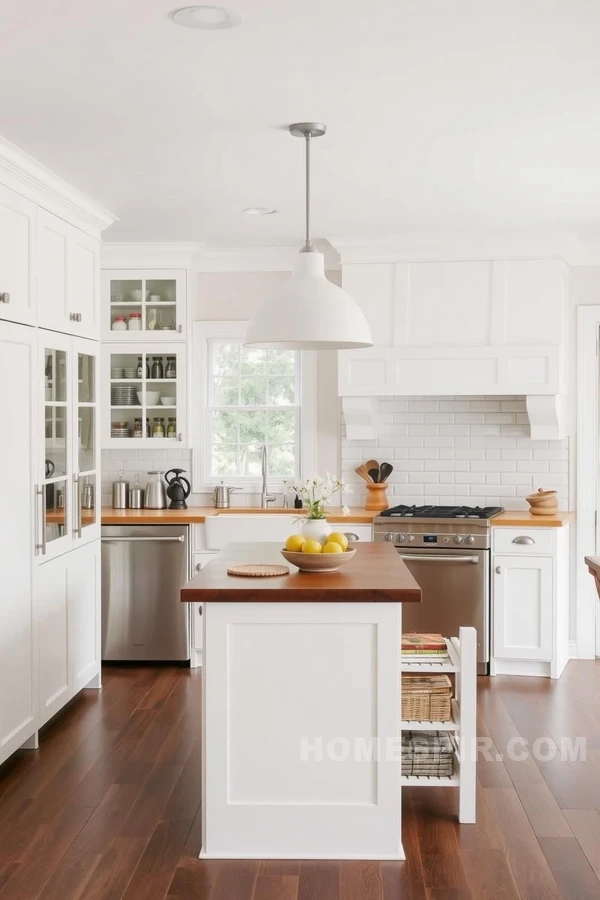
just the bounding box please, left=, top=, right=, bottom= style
left=181, top=541, right=421, bottom=860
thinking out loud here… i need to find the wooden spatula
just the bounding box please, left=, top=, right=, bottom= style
left=355, top=464, right=373, bottom=483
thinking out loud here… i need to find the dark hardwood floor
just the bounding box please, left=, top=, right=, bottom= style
left=1, top=661, right=600, bottom=899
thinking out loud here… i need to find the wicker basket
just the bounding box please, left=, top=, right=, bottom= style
left=401, top=673, right=453, bottom=721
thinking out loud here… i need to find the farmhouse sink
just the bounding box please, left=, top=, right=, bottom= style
left=204, top=514, right=297, bottom=550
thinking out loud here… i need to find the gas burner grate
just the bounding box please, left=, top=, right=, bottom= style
left=380, top=504, right=504, bottom=520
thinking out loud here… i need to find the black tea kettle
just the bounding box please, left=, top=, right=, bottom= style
left=164, top=468, right=191, bottom=510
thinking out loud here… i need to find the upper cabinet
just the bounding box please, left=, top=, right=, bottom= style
left=37, top=209, right=100, bottom=340
left=101, top=269, right=187, bottom=340
left=338, top=258, right=568, bottom=398
left=0, top=184, right=36, bottom=327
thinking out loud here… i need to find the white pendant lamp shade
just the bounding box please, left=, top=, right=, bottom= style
left=245, top=123, right=372, bottom=350
left=245, top=251, right=372, bottom=349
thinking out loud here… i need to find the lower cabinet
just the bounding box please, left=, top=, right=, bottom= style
left=36, top=540, right=101, bottom=726
left=491, top=526, right=569, bottom=678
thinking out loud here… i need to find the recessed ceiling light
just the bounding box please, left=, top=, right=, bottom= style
left=172, top=6, right=242, bottom=30
left=243, top=207, right=278, bottom=216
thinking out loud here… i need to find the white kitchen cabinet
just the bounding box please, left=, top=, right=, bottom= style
left=0, top=322, right=38, bottom=764
left=191, top=551, right=217, bottom=667
left=0, top=184, right=36, bottom=327
left=338, top=258, right=567, bottom=398
left=102, top=269, right=187, bottom=340
left=491, top=526, right=569, bottom=678
left=37, top=209, right=100, bottom=339
left=102, top=342, right=188, bottom=447
left=36, top=539, right=101, bottom=726
left=37, top=330, right=100, bottom=562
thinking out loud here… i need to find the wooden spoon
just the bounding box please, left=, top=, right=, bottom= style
left=355, top=464, right=373, bottom=483
left=365, top=459, right=380, bottom=482
left=379, top=462, right=393, bottom=483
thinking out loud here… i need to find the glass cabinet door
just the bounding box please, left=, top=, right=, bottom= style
left=104, top=269, right=186, bottom=338
left=75, top=342, right=99, bottom=540
left=40, top=334, right=71, bottom=560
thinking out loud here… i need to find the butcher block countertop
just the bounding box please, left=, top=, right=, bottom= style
left=491, top=510, right=574, bottom=528
left=181, top=541, right=422, bottom=603
left=100, top=506, right=377, bottom=524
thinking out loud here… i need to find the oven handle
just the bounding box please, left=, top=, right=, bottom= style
left=398, top=554, right=479, bottom=564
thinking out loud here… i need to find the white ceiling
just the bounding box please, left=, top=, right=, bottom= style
left=2, top=0, right=600, bottom=246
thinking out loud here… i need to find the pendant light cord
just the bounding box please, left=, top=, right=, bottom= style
left=303, top=133, right=312, bottom=252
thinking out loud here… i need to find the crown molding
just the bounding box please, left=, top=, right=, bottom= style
left=102, top=241, right=204, bottom=268
left=0, top=135, right=116, bottom=235
left=328, top=232, right=576, bottom=265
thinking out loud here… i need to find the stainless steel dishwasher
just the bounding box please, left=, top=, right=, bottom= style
left=101, top=525, right=191, bottom=662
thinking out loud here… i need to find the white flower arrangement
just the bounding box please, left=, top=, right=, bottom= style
left=292, top=473, right=346, bottom=519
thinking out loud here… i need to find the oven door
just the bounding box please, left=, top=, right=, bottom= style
left=398, top=548, right=489, bottom=671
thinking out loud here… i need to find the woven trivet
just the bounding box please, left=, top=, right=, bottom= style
left=227, top=564, right=290, bottom=577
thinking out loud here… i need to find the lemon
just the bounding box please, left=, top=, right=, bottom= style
left=285, top=533, right=306, bottom=552
left=322, top=541, right=344, bottom=554
left=328, top=532, right=349, bottom=551
left=302, top=540, right=323, bottom=554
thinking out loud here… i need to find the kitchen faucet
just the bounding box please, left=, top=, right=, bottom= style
left=260, top=444, right=276, bottom=509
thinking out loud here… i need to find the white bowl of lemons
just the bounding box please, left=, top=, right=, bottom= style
left=280, top=532, right=356, bottom=573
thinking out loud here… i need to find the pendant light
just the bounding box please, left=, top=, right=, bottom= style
left=245, top=123, right=373, bottom=350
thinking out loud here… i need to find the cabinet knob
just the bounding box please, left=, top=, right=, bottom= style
left=178, top=433, right=183, bottom=442
left=0, top=292, right=10, bottom=304
left=198, top=605, right=203, bottom=615
left=69, top=312, right=76, bottom=321
left=495, top=565, right=502, bottom=575
left=76, top=312, right=82, bottom=322
left=196, top=562, right=203, bottom=572
left=177, top=324, right=183, bottom=333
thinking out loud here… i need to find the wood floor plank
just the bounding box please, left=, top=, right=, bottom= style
left=538, top=837, right=600, bottom=900
left=297, top=861, right=340, bottom=900
left=165, top=858, right=221, bottom=899
left=252, top=875, right=298, bottom=900
left=380, top=861, right=427, bottom=900
left=207, top=860, right=259, bottom=900
left=121, top=820, right=194, bottom=900
left=75, top=836, right=148, bottom=900
left=513, top=782, right=573, bottom=838
left=339, top=861, right=382, bottom=900
left=461, top=849, right=521, bottom=900
left=117, top=765, right=184, bottom=839
left=563, top=809, right=600, bottom=880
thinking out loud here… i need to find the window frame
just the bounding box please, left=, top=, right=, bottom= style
left=192, top=321, right=316, bottom=493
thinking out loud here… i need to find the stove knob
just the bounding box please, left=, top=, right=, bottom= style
left=396, top=532, right=407, bottom=544
left=384, top=532, right=395, bottom=543
left=408, top=534, right=415, bottom=542
left=453, top=534, right=464, bottom=545
left=464, top=535, right=475, bottom=545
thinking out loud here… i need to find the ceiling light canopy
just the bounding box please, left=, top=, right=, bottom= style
left=245, top=124, right=372, bottom=351
left=172, top=5, right=242, bottom=30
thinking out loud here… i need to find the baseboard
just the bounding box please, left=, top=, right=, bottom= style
left=568, top=639, right=578, bottom=659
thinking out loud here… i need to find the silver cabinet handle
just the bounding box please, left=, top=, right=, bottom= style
left=0, top=292, right=10, bottom=304
left=177, top=433, right=182, bottom=442
left=177, top=324, right=183, bottom=333
left=495, top=565, right=502, bottom=574
left=198, top=605, right=203, bottom=615
left=76, top=313, right=82, bottom=322
left=512, top=535, right=535, bottom=545
left=196, top=562, right=203, bottom=572
left=73, top=474, right=82, bottom=539
left=69, top=312, right=75, bottom=321
left=102, top=536, right=185, bottom=543
left=398, top=554, right=479, bottom=564
left=35, top=485, right=47, bottom=555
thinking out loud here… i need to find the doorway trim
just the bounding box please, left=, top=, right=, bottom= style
left=576, top=305, right=600, bottom=658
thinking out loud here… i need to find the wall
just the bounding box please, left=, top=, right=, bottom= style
left=101, top=269, right=342, bottom=505
left=341, top=396, right=570, bottom=509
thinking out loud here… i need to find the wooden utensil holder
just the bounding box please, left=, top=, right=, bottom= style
left=365, top=483, right=389, bottom=511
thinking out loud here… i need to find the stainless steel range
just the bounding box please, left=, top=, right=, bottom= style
left=374, top=505, right=504, bottom=673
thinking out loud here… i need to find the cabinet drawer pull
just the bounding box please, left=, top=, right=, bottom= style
left=512, top=535, right=535, bottom=545
left=495, top=565, right=502, bottom=574
left=0, top=292, right=10, bottom=304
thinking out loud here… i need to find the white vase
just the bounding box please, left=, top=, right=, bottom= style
left=301, top=518, right=331, bottom=545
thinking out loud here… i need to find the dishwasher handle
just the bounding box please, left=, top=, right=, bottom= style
left=102, top=535, right=185, bottom=543
left=398, top=554, right=479, bottom=564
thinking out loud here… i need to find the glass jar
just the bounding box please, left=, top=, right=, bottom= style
left=167, top=417, right=177, bottom=439
left=165, top=356, right=176, bottom=379
left=112, top=315, right=127, bottom=331
left=133, top=417, right=144, bottom=438
left=128, top=312, right=142, bottom=331
left=152, top=417, right=165, bottom=438
left=151, top=357, right=163, bottom=379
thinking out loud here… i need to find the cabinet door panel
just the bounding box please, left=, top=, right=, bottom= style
left=70, top=541, right=100, bottom=691
left=493, top=555, right=553, bottom=661
left=37, top=556, right=71, bottom=726
left=37, top=209, right=70, bottom=332
left=0, top=323, right=37, bottom=762
left=0, top=186, right=36, bottom=326
left=70, top=230, right=99, bottom=339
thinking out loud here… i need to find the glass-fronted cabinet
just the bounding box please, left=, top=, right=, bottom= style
left=38, top=331, right=100, bottom=562
left=101, top=269, right=186, bottom=340
left=102, top=343, right=187, bottom=448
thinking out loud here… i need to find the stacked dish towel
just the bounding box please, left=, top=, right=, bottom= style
left=401, top=731, right=454, bottom=776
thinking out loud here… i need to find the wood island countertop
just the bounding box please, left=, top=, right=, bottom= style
left=181, top=541, right=422, bottom=603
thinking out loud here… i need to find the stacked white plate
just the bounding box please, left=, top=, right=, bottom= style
left=111, top=385, right=139, bottom=406
left=111, top=367, right=124, bottom=379
left=111, top=421, right=131, bottom=437
left=123, top=367, right=138, bottom=379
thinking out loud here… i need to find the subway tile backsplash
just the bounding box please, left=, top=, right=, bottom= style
left=341, top=396, right=570, bottom=509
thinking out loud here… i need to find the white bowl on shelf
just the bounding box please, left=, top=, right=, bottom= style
left=161, top=396, right=176, bottom=406
left=137, top=390, right=161, bottom=405
left=130, top=289, right=149, bottom=302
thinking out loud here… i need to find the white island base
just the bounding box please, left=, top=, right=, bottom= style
left=201, top=600, right=403, bottom=860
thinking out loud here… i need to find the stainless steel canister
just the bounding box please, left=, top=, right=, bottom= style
left=129, top=486, right=144, bottom=508
left=112, top=470, right=129, bottom=509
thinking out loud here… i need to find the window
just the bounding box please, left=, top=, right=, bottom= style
left=193, top=322, right=316, bottom=489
